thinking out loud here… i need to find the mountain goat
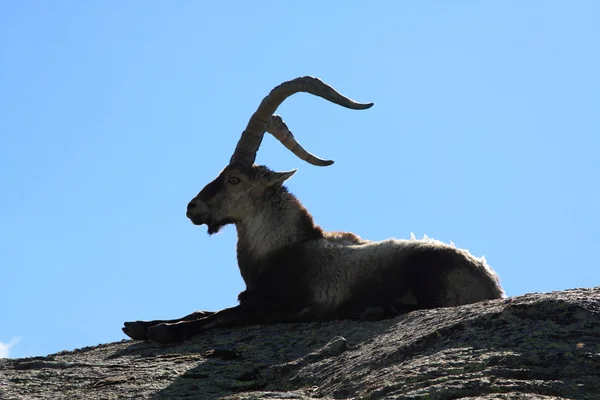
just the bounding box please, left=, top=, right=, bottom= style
left=123, top=76, right=505, bottom=344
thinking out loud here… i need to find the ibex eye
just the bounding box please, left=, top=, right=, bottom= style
left=228, top=177, right=241, bottom=185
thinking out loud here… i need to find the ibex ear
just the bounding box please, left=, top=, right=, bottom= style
left=267, top=169, right=297, bottom=186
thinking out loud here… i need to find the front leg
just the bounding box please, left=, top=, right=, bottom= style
left=122, top=311, right=214, bottom=340
left=145, top=304, right=323, bottom=344
left=146, top=304, right=259, bottom=344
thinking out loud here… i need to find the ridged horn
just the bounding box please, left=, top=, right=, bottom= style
left=229, top=76, right=373, bottom=167
left=265, top=114, right=333, bottom=166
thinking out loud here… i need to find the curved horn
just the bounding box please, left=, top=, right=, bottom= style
left=265, top=115, right=333, bottom=167
left=229, top=76, right=373, bottom=167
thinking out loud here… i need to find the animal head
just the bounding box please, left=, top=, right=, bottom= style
left=186, top=164, right=297, bottom=234
left=186, top=76, right=373, bottom=234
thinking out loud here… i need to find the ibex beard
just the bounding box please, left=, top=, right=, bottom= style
left=122, top=76, right=505, bottom=344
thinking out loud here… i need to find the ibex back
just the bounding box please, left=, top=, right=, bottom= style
left=123, top=76, right=505, bottom=344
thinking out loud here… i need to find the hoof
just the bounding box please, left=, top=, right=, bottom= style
left=147, top=324, right=178, bottom=344
left=122, top=321, right=150, bottom=341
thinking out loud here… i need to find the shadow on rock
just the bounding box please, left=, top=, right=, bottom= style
left=111, top=316, right=400, bottom=400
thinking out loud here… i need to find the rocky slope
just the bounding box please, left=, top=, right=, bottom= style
left=1, top=287, right=599, bottom=399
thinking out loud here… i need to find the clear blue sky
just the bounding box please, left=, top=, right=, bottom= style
left=1, top=1, right=599, bottom=359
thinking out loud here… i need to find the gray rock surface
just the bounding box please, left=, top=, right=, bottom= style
left=2, top=287, right=599, bottom=399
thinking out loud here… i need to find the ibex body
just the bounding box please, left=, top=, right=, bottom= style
left=123, top=77, right=504, bottom=344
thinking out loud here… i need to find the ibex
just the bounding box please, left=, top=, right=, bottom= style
left=123, top=76, right=505, bottom=344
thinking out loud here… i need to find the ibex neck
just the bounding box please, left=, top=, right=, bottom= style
left=235, top=187, right=322, bottom=287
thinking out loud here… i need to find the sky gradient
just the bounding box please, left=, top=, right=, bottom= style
left=1, top=1, right=599, bottom=359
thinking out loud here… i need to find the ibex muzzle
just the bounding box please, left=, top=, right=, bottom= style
left=186, top=172, right=221, bottom=225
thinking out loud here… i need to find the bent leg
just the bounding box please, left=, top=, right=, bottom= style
left=122, top=311, right=214, bottom=340
left=146, top=305, right=258, bottom=343
left=146, top=304, right=324, bottom=344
